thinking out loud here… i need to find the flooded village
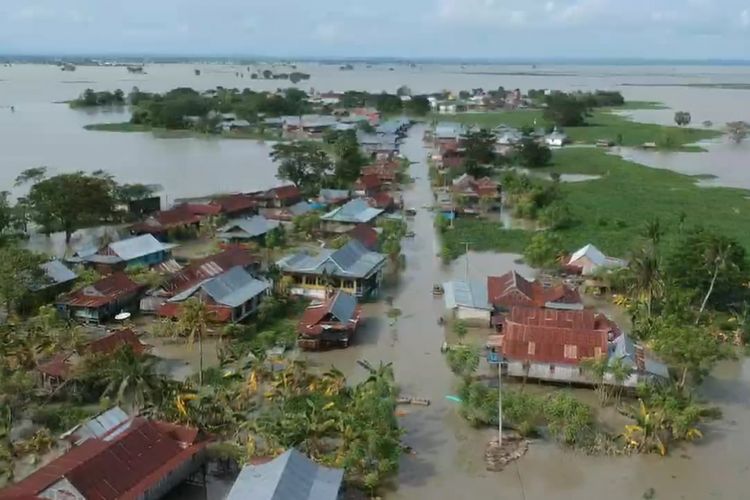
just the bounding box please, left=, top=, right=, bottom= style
left=1, top=61, right=750, bottom=500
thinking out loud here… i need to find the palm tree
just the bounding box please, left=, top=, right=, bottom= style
left=626, top=247, right=664, bottom=318
left=641, top=217, right=664, bottom=248
left=177, top=297, right=211, bottom=386
left=101, top=347, right=164, bottom=413
left=695, top=242, right=734, bottom=324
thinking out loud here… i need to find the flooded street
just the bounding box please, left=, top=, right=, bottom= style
left=311, top=125, right=750, bottom=500
left=2, top=63, right=750, bottom=498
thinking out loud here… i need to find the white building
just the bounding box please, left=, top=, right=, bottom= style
left=568, top=244, right=627, bottom=275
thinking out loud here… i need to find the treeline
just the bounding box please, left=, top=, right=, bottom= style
left=527, top=90, right=626, bottom=127
left=5, top=167, right=155, bottom=244
left=69, top=88, right=125, bottom=108
left=250, top=70, right=311, bottom=83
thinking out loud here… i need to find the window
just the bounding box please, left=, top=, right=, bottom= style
left=564, top=344, right=578, bottom=360
left=527, top=342, right=536, bottom=355
left=549, top=364, right=555, bottom=373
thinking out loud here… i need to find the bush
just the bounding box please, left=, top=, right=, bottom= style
left=30, top=405, right=93, bottom=433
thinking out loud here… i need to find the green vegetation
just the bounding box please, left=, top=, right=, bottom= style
left=440, top=108, right=720, bottom=150
left=84, top=122, right=282, bottom=141
left=436, top=216, right=530, bottom=262
left=547, top=148, right=750, bottom=255
left=69, top=88, right=125, bottom=108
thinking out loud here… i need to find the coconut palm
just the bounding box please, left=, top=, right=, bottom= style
left=100, top=347, right=164, bottom=413
left=177, top=297, right=211, bottom=386
left=626, top=247, right=664, bottom=318
left=695, top=242, right=734, bottom=324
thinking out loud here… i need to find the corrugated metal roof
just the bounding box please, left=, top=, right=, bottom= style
left=569, top=244, right=607, bottom=266
left=107, top=234, right=173, bottom=262
left=226, top=449, right=343, bottom=500
left=321, top=199, right=383, bottom=224
left=329, top=291, right=357, bottom=323
left=62, top=407, right=129, bottom=445
left=38, top=260, right=77, bottom=288
left=201, top=267, right=269, bottom=308
left=443, top=280, right=491, bottom=311
left=219, top=215, right=281, bottom=239
left=276, top=240, right=385, bottom=279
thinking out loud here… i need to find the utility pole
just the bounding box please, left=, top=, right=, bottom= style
left=498, top=357, right=503, bottom=446
left=461, top=242, right=470, bottom=281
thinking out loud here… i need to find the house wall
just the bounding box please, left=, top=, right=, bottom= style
left=139, top=449, right=207, bottom=500
left=126, top=250, right=169, bottom=268
left=453, top=306, right=491, bottom=325
left=506, top=360, right=592, bottom=385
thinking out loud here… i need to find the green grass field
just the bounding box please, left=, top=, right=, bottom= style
left=440, top=147, right=750, bottom=261
left=437, top=108, right=721, bottom=150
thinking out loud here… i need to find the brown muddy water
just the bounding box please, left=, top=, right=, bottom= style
left=307, top=126, right=750, bottom=500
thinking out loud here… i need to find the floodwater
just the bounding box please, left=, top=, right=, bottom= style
left=307, top=125, right=750, bottom=500
left=2, top=63, right=750, bottom=197
left=3, top=64, right=750, bottom=498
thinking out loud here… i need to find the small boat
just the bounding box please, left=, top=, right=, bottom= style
left=432, top=284, right=444, bottom=296
left=404, top=231, right=415, bottom=238
left=405, top=208, right=417, bottom=217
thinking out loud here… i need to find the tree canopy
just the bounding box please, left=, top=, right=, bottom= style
left=18, top=170, right=116, bottom=243
left=271, top=142, right=333, bottom=195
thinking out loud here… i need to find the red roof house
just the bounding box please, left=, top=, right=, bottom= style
left=56, top=273, right=143, bottom=324
left=210, top=194, right=257, bottom=216
left=0, top=417, right=208, bottom=500
left=347, top=224, right=379, bottom=251
left=501, top=320, right=609, bottom=366
left=353, top=174, right=382, bottom=197
left=130, top=203, right=219, bottom=237
left=487, top=271, right=582, bottom=311
left=297, top=291, right=362, bottom=350
left=366, top=192, right=395, bottom=211
left=248, top=185, right=302, bottom=208
left=86, top=328, right=149, bottom=356
left=361, top=162, right=398, bottom=184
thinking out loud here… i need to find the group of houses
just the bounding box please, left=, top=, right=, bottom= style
left=428, top=120, right=569, bottom=174
left=0, top=406, right=345, bottom=500
left=429, top=88, right=525, bottom=113
left=443, top=244, right=665, bottom=389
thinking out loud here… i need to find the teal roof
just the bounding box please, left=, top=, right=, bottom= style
left=321, top=199, right=383, bottom=224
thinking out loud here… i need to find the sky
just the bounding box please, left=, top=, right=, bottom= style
left=1, top=0, right=749, bottom=60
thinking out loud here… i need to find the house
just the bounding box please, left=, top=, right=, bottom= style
left=434, top=122, right=465, bottom=142
left=347, top=224, right=380, bottom=251
left=25, top=260, right=79, bottom=311
left=37, top=328, right=149, bottom=390
left=440, top=148, right=465, bottom=170
left=217, top=215, right=281, bottom=243
left=276, top=240, right=386, bottom=299
left=211, top=193, right=258, bottom=217
left=130, top=203, right=219, bottom=239
left=221, top=119, right=252, bottom=132
left=141, top=247, right=259, bottom=313
left=353, top=174, right=382, bottom=197
left=317, top=188, right=351, bottom=207
left=250, top=185, right=303, bottom=208
left=57, top=273, right=144, bottom=323
left=320, top=198, right=384, bottom=233
left=451, top=174, right=501, bottom=208
left=443, top=280, right=492, bottom=325
left=366, top=191, right=395, bottom=211
left=159, top=266, right=270, bottom=323
left=497, top=307, right=617, bottom=384
left=226, top=449, right=343, bottom=500
left=545, top=128, right=568, bottom=148
left=74, top=234, right=177, bottom=273
left=262, top=201, right=314, bottom=222
left=281, top=115, right=338, bottom=138
left=567, top=244, right=627, bottom=276
left=60, top=406, right=130, bottom=445
left=608, top=333, right=669, bottom=387
left=0, top=416, right=208, bottom=500
left=297, top=291, right=362, bottom=349
left=361, top=161, right=399, bottom=185
left=487, top=271, right=583, bottom=314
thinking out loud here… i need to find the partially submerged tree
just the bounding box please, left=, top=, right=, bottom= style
left=0, top=246, right=48, bottom=316
left=271, top=142, right=332, bottom=195
left=674, top=111, right=692, bottom=127
left=18, top=170, right=116, bottom=245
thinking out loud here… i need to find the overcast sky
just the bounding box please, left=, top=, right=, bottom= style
left=1, top=0, right=749, bottom=59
